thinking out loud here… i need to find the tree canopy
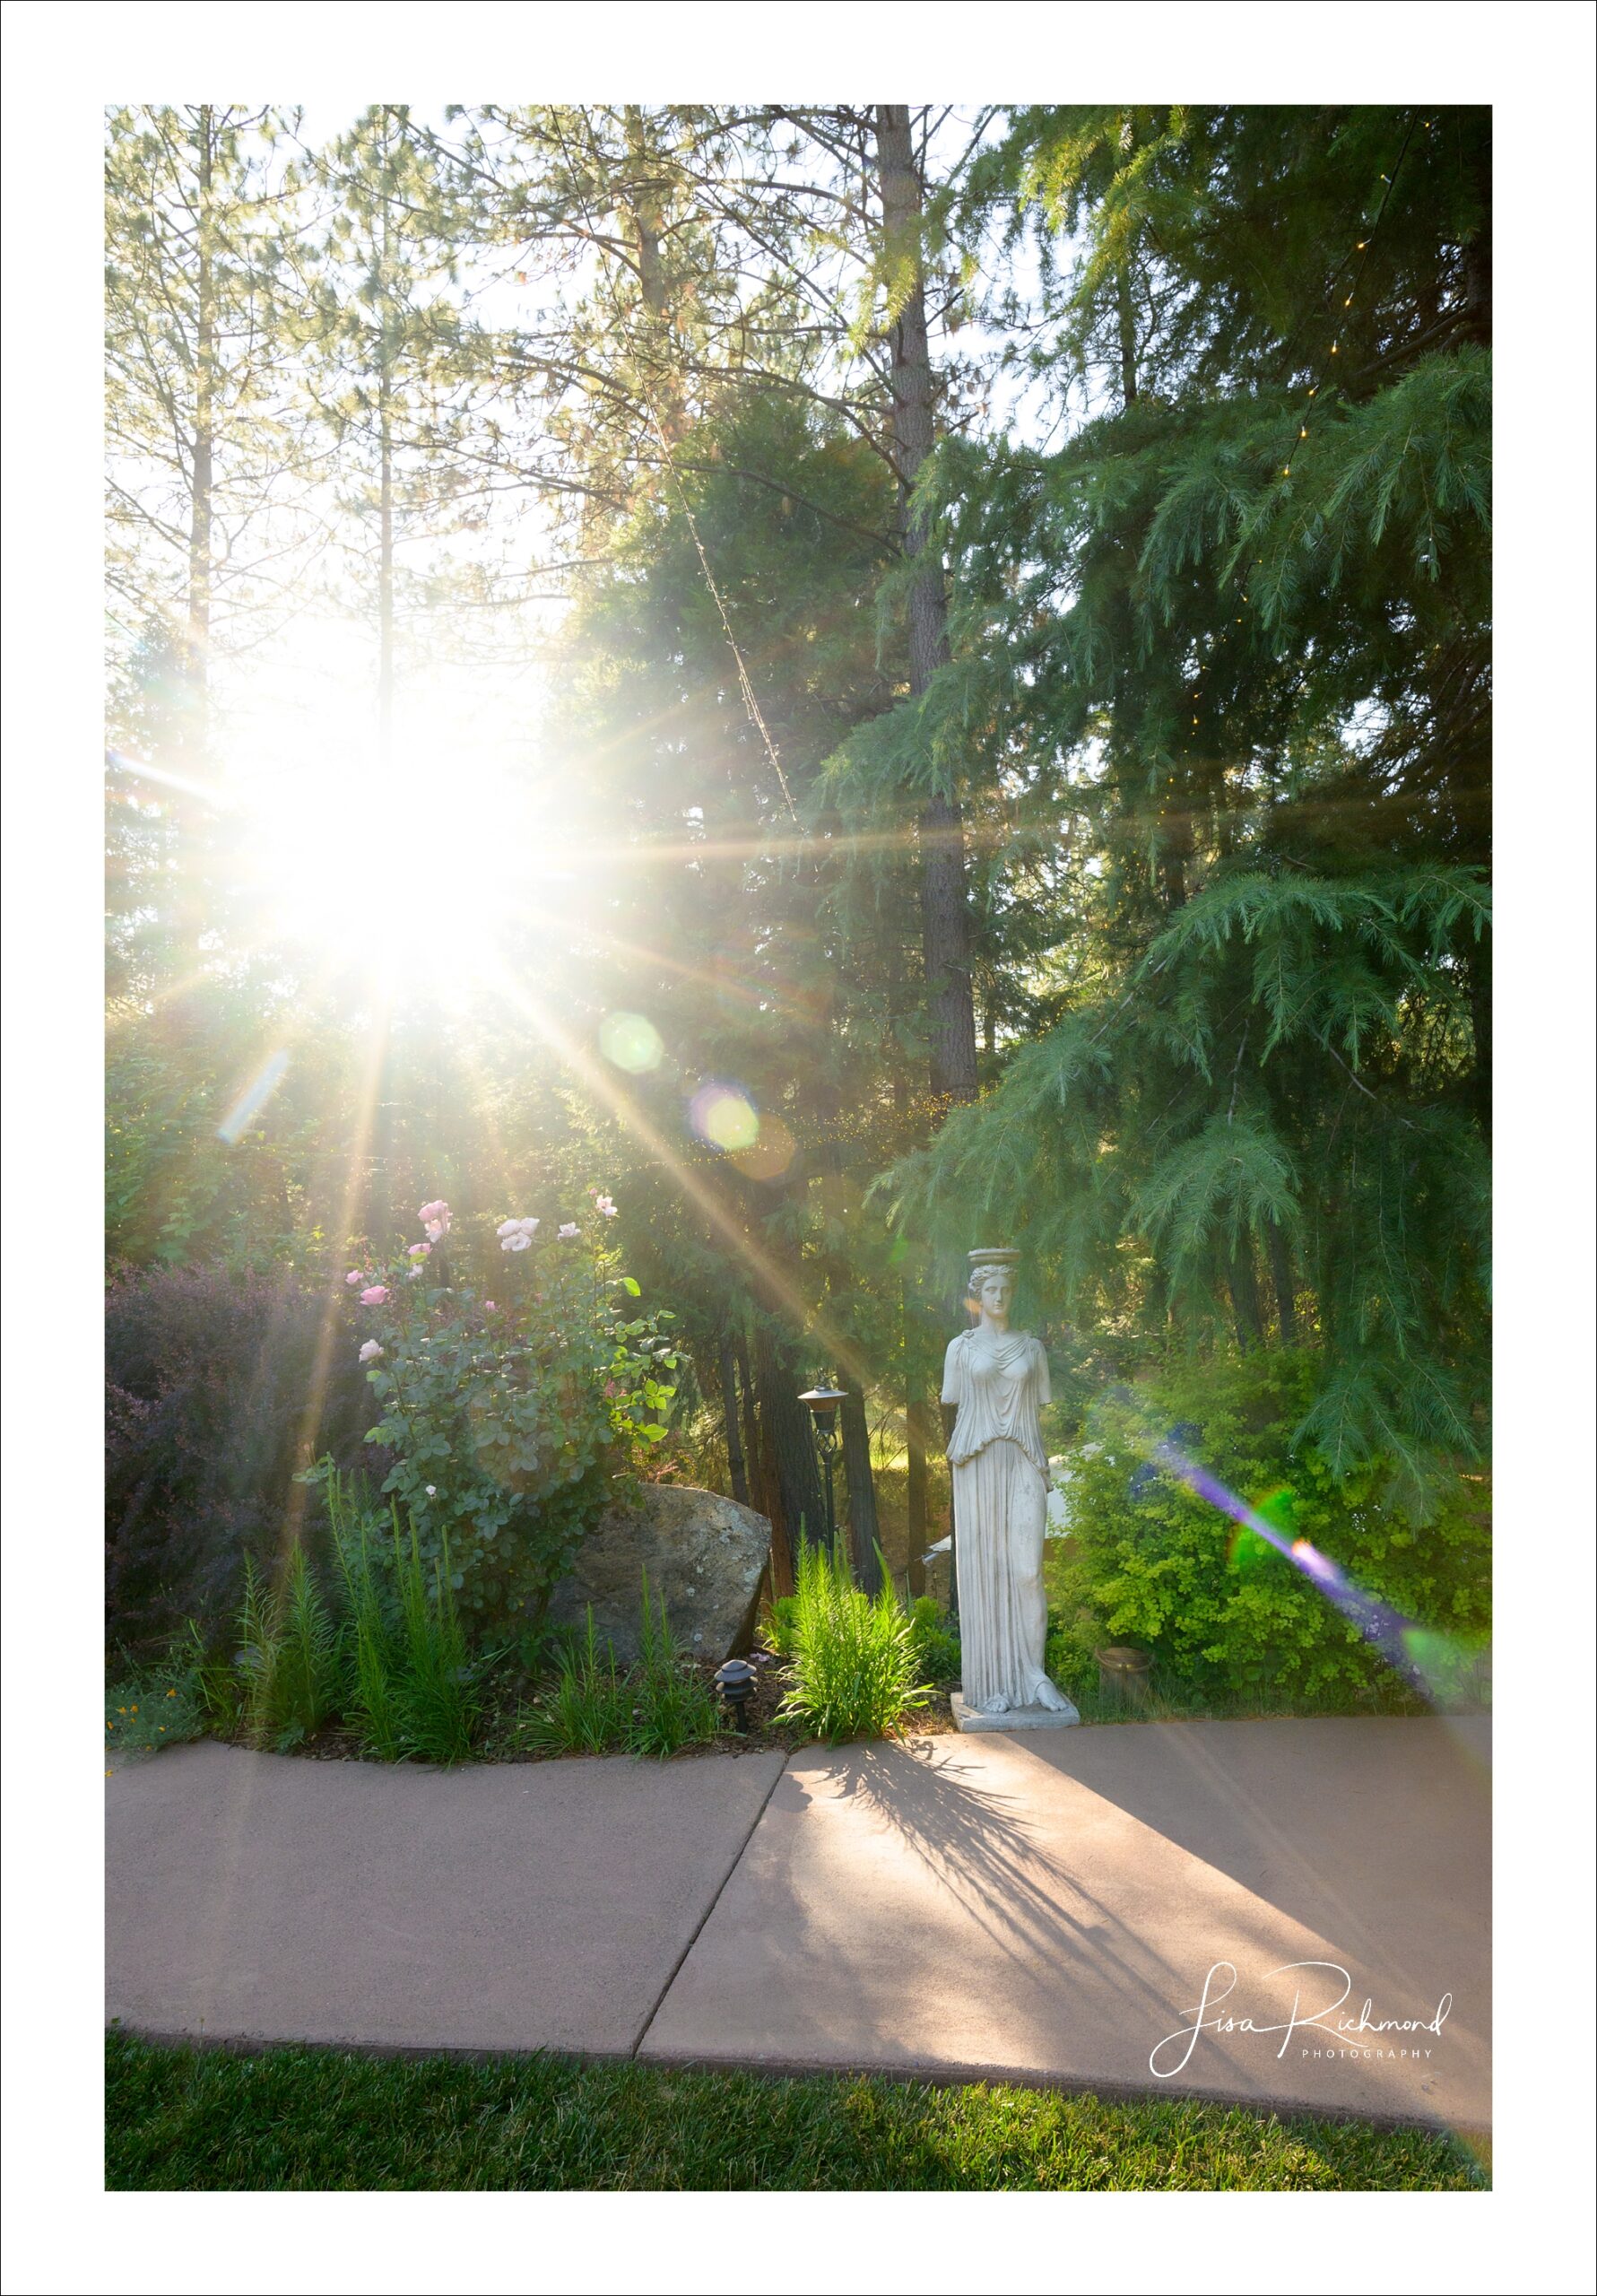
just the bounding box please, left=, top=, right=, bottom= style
left=104, top=101, right=1492, bottom=1548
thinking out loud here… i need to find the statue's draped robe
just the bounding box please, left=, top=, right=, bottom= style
left=942, top=1327, right=1055, bottom=1712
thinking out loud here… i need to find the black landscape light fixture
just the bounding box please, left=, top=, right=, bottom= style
left=798, top=1380, right=847, bottom=1550
left=714, top=1657, right=757, bottom=1731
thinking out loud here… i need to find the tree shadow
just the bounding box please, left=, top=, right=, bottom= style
left=801, top=1736, right=1195, bottom=2006
left=990, top=1715, right=1491, bottom=2013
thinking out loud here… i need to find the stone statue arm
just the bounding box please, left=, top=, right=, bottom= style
left=940, top=1334, right=964, bottom=1409
left=1034, top=1335, right=1052, bottom=1406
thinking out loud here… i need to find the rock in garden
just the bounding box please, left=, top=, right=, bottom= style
left=545, top=1484, right=770, bottom=1664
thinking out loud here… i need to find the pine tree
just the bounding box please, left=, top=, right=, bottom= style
left=295, top=106, right=507, bottom=760
left=879, top=106, right=1491, bottom=1497
left=106, top=106, right=311, bottom=748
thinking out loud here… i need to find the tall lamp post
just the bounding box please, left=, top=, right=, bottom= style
left=798, top=1381, right=847, bottom=1553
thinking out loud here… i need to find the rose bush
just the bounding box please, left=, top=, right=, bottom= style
left=345, top=1195, right=678, bottom=1631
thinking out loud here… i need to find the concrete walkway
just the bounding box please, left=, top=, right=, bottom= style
left=107, top=1716, right=1490, bottom=2127
left=106, top=1740, right=785, bottom=2055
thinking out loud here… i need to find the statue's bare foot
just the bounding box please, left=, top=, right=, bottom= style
left=978, top=1692, right=1011, bottom=1717
left=1032, top=1675, right=1072, bottom=1712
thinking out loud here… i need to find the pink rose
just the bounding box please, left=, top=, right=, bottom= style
left=345, top=1271, right=363, bottom=1287
left=408, top=1242, right=430, bottom=1258
left=358, top=1339, right=384, bottom=1364
left=360, top=1285, right=389, bottom=1306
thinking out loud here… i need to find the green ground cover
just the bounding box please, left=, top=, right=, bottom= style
left=105, top=2032, right=1488, bottom=2193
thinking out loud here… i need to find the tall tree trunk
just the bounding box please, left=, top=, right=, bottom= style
left=624, top=106, right=666, bottom=318
left=1467, top=933, right=1492, bottom=1145
left=753, top=1387, right=793, bottom=1598
left=734, top=1328, right=764, bottom=1510
left=1116, top=271, right=1139, bottom=410
left=1462, top=114, right=1492, bottom=347
left=904, top=1329, right=932, bottom=1601
left=621, top=104, right=684, bottom=447
left=1267, top=1221, right=1298, bottom=1344
left=718, top=1335, right=751, bottom=1507
left=377, top=109, right=395, bottom=766
left=839, top=1379, right=882, bottom=1593
left=187, top=104, right=215, bottom=755
left=874, top=103, right=979, bottom=1106
left=1228, top=1239, right=1266, bottom=1350
left=378, top=416, right=394, bottom=760
left=1115, top=114, right=1141, bottom=410
left=752, top=1318, right=826, bottom=1566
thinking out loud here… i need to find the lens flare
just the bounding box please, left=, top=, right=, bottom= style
left=600, top=1012, right=664, bottom=1074
left=690, top=1083, right=759, bottom=1153
left=727, top=1112, right=797, bottom=1180
left=217, top=1049, right=289, bottom=1144
left=1152, top=1432, right=1488, bottom=1709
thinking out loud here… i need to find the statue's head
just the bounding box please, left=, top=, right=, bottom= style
left=967, top=1247, right=1020, bottom=1326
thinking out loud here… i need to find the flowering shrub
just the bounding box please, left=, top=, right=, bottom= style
left=346, top=1195, right=677, bottom=1631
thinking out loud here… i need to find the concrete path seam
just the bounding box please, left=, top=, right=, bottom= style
left=631, top=1749, right=794, bottom=2057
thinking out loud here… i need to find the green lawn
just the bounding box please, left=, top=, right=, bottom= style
left=105, top=2032, right=1489, bottom=2192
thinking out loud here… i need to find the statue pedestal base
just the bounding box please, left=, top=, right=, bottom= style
left=951, top=1692, right=1081, bottom=1733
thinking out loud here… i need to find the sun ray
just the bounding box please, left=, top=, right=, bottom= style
left=275, top=990, right=394, bottom=1566
left=476, top=953, right=898, bottom=1422
left=568, top=914, right=824, bottom=1028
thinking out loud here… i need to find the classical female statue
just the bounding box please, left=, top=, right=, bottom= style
left=942, top=1248, right=1075, bottom=1720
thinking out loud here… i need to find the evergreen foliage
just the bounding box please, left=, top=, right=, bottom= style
left=865, top=105, right=1491, bottom=1496
left=102, top=103, right=1494, bottom=1637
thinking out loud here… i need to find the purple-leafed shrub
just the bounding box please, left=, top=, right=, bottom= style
left=105, top=1261, right=375, bottom=1649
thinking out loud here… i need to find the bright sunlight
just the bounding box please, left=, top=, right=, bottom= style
left=221, top=636, right=575, bottom=1004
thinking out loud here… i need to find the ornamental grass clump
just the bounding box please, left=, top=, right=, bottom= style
left=628, top=1571, right=721, bottom=1759
left=777, top=1539, right=933, bottom=1744
left=759, top=1593, right=800, bottom=1657
left=528, top=1578, right=723, bottom=1760
left=232, top=1548, right=340, bottom=1752
left=323, top=1470, right=482, bottom=1764
left=528, top=1608, right=630, bottom=1756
